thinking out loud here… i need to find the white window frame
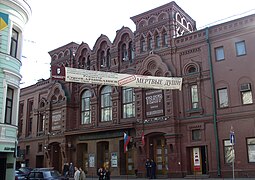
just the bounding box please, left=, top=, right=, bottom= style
left=235, top=41, right=246, bottom=56
left=217, top=88, right=229, bottom=108
left=81, top=90, right=92, bottom=124
left=215, top=46, right=225, bottom=61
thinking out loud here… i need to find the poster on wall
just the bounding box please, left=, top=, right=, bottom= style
left=89, top=154, right=95, bottom=167
left=145, top=90, right=164, bottom=117
left=193, top=147, right=201, bottom=171
left=111, top=152, right=118, bottom=167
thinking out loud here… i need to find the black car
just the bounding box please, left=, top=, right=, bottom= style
left=26, top=168, right=65, bottom=180
left=15, top=170, right=26, bottom=180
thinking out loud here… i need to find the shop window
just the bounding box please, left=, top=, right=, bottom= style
left=122, top=87, right=135, bottom=118
left=235, top=40, right=246, bottom=56
left=215, top=46, right=225, bottom=61
left=217, top=88, right=229, bottom=108
left=247, top=138, right=255, bottom=163
left=101, top=86, right=112, bottom=122
left=81, top=90, right=92, bottom=124
left=240, top=83, right=253, bottom=105
left=224, top=140, right=234, bottom=164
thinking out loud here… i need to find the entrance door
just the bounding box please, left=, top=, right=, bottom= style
left=97, top=141, right=109, bottom=169
left=0, top=156, right=6, bottom=180
left=148, top=134, right=168, bottom=175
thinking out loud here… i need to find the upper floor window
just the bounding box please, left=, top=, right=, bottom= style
left=37, top=113, right=45, bottom=135
left=141, top=37, right=146, bottom=52
left=122, top=87, right=135, bottom=118
left=81, top=90, right=92, bottom=124
left=162, top=31, right=168, bottom=47
left=235, top=41, right=246, bottom=56
left=191, top=85, right=198, bottom=109
left=101, top=86, right=112, bottom=122
left=148, top=35, right=153, bottom=50
left=122, top=44, right=128, bottom=61
left=155, top=35, right=160, bottom=49
left=5, top=87, right=14, bottom=124
left=240, top=83, right=253, bottom=105
left=217, top=88, right=229, bottom=108
left=86, top=55, right=91, bottom=70
left=215, top=46, right=225, bottom=61
left=128, top=41, right=135, bottom=61
left=247, top=138, right=255, bottom=163
left=10, top=29, right=19, bottom=58
left=106, top=49, right=111, bottom=67
left=100, top=51, right=106, bottom=67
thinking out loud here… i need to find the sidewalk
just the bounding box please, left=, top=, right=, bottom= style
left=68, top=177, right=253, bottom=180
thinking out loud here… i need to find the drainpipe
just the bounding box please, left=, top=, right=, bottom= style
left=206, top=27, right=221, bottom=176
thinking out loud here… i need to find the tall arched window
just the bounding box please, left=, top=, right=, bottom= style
left=81, top=90, right=92, bottom=124
left=122, top=87, right=135, bottom=118
left=128, top=41, right=135, bottom=61
left=101, top=86, right=112, bottom=122
left=122, top=44, right=128, bottom=61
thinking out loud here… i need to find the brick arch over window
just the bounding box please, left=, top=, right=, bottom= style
left=47, top=83, right=67, bottom=103
left=137, top=54, right=172, bottom=77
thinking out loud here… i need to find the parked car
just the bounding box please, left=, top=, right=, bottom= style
left=25, top=168, right=65, bottom=179
left=15, top=170, right=26, bottom=180
left=18, top=167, right=33, bottom=176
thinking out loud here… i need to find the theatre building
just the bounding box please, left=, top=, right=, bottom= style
left=17, top=1, right=255, bottom=178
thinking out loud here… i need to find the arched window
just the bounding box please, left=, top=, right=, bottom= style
left=100, top=51, right=105, bottom=67
left=122, top=87, right=135, bottom=118
left=128, top=41, right=135, bottom=61
left=162, top=30, right=168, bottom=47
left=86, top=55, right=90, bottom=70
left=101, top=86, right=112, bottom=122
left=148, top=35, right=153, bottom=50
left=81, top=90, right=92, bottom=124
left=122, top=44, right=128, bottom=61
left=155, top=32, right=160, bottom=49
left=106, top=49, right=111, bottom=67
left=140, top=36, right=146, bottom=52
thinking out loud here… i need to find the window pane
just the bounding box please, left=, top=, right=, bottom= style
left=236, top=41, right=246, bottom=56
left=218, top=88, right=229, bottom=108
left=215, top=47, right=225, bottom=61
left=224, top=140, right=234, bottom=163
left=191, top=85, right=198, bottom=108
left=242, top=91, right=253, bottom=104
left=247, top=138, right=255, bottom=162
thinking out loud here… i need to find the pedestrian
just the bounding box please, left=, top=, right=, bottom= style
left=79, top=167, right=86, bottom=180
left=145, top=158, right=151, bottom=178
left=63, top=162, right=69, bottom=178
left=150, top=159, right=156, bottom=179
left=97, top=167, right=106, bottom=180
left=69, top=162, right=75, bottom=178
left=74, top=166, right=80, bottom=180
left=105, top=168, right=110, bottom=180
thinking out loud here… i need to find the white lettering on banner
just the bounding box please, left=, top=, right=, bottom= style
left=65, top=67, right=182, bottom=90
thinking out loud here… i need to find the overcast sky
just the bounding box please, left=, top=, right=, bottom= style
left=20, top=0, right=255, bottom=88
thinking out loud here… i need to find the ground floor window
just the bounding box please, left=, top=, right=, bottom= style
left=247, top=138, right=255, bottom=162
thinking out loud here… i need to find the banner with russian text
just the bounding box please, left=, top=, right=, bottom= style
left=65, top=67, right=182, bottom=90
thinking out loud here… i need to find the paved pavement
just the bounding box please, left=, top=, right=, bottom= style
left=67, top=177, right=253, bottom=180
